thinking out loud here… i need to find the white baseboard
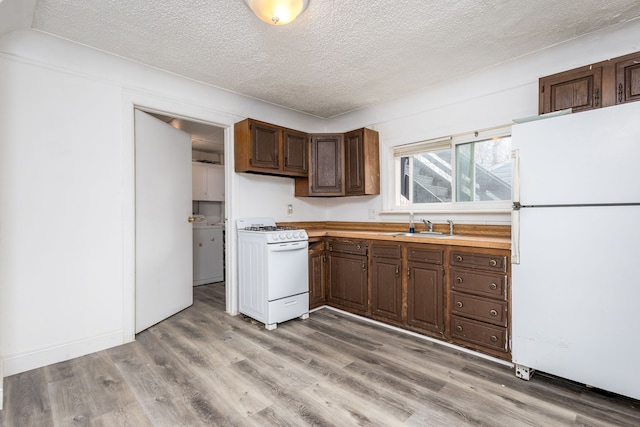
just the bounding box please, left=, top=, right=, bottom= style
left=3, top=331, right=124, bottom=377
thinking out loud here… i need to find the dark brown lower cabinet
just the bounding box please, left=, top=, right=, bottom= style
left=406, top=245, right=444, bottom=335
left=307, top=237, right=510, bottom=360
left=308, top=239, right=326, bottom=309
left=448, top=248, right=510, bottom=358
left=326, top=239, right=368, bottom=315
left=370, top=244, right=402, bottom=323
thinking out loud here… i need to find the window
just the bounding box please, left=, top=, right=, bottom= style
left=394, top=128, right=512, bottom=209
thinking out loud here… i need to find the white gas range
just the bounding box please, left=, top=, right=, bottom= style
left=237, top=218, right=309, bottom=330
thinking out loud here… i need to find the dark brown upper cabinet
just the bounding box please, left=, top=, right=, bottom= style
left=234, top=119, right=308, bottom=177
left=283, top=129, right=308, bottom=175
left=539, top=66, right=602, bottom=114
left=297, top=134, right=344, bottom=196
left=616, top=53, right=640, bottom=105
left=539, top=50, right=640, bottom=115
left=295, top=128, right=379, bottom=197
left=344, top=128, right=380, bottom=196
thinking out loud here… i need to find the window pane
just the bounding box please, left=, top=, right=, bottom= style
left=456, top=137, right=511, bottom=202
left=407, top=148, right=452, bottom=203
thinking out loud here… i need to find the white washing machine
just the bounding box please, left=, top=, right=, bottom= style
left=192, top=215, right=224, bottom=286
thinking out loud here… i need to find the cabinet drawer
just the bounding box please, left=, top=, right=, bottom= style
left=451, top=268, right=507, bottom=300
left=451, top=292, right=507, bottom=327
left=451, top=316, right=508, bottom=353
left=327, top=239, right=367, bottom=255
left=407, top=246, right=443, bottom=264
left=450, top=251, right=506, bottom=272
left=371, top=244, right=401, bottom=258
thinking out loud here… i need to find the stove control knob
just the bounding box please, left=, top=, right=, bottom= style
left=280, top=233, right=287, bottom=240
left=293, top=232, right=300, bottom=239
left=286, top=233, right=292, bottom=239
left=272, top=235, right=279, bottom=241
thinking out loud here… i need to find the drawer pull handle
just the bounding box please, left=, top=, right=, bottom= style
left=489, top=259, right=497, bottom=267
left=490, top=309, right=498, bottom=316
left=456, top=277, right=463, bottom=283
left=356, top=244, right=361, bottom=250
left=456, top=255, right=463, bottom=262
left=456, top=325, right=463, bottom=332
left=490, top=335, right=498, bottom=342
left=489, top=283, right=497, bottom=290
left=456, top=301, right=463, bottom=308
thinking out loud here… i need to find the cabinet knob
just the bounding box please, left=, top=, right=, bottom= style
left=490, top=335, right=498, bottom=342
left=356, top=244, right=361, bottom=250
left=489, top=259, right=497, bottom=267
left=198, top=243, right=203, bottom=247
left=490, top=309, right=498, bottom=316
left=489, top=283, right=497, bottom=290
left=456, top=301, right=463, bottom=308
left=456, top=255, right=463, bottom=262
left=456, top=325, right=463, bottom=332
left=361, top=262, right=366, bottom=272
left=456, top=277, right=463, bottom=284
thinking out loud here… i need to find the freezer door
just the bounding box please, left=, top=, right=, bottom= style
left=511, top=101, right=640, bottom=205
left=511, top=205, right=640, bottom=400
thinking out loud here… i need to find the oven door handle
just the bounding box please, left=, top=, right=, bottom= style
left=268, top=241, right=308, bottom=252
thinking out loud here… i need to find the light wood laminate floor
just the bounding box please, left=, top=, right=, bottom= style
left=2, top=283, right=639, bottom=426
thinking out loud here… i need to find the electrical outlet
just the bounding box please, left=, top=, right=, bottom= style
left=287, top=204, right=293, bottom=215
left=368, top=209, right=377, bottom=219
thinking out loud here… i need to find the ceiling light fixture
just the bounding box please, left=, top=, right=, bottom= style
left=244, top=0, right=309, bottom=25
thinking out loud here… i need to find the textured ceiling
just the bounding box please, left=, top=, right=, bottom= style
left=30, top=0, right=640, bottom=118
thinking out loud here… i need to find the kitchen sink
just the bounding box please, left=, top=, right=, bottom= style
left=381, top=232, right=452, bottom=238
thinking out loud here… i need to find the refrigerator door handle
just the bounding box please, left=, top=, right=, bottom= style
left=511, top=149, right=520, bottom=206
left=511, top=208, right=520, bottom=264
left=511, top=149, right=520, bottom=264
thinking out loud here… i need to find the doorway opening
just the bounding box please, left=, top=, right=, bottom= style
left=135, top=109, right=226, bottom=333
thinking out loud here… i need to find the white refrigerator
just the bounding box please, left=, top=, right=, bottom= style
left=511, top=101, right=640, bottom=401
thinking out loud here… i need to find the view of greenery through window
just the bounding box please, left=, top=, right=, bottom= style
left=399, top=136, right=511, bottom=205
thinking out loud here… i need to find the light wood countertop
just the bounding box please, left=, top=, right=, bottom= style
left=306, top=229, right=511, bottom=250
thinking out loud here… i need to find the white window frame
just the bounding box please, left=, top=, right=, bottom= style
left=390, top=125, right=512, bottom=213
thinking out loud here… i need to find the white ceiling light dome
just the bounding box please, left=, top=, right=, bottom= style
left=244, top=0, right=309, bottom=25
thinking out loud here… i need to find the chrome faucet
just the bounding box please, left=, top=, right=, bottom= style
left=422, top=219, right=433, bottom=232
left=447, top=219, right=454, bottom=235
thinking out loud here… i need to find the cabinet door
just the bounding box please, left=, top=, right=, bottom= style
left=251, top=121, right=280, bottom=170
left=327, top=252, right=367, bottom=314
left=406, top=261, right=444, bottom=334
left=309, top=245, right=326, bottom=309
left=283, top=129, right=308, bottom=176
left=616, top=54, right=640, bottom=105
left=539, top=66, right=602, bottom=114
left=344, top=129, right=365, bottom=195
left=370, top=256, right=402, bottom=323
left=310, top=134, right=343, bottom=195
left=192, top=162, right=207, bottom=200
left=205, top=164, right=225, bottom=201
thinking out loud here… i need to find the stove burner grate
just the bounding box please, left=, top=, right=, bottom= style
left=244, top=225, right=297, bottom=232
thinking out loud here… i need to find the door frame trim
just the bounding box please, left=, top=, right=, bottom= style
left=122, top=90, right=238, bottom=342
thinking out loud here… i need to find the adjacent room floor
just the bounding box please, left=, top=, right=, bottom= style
left=2, top=283, right=639, bottom=426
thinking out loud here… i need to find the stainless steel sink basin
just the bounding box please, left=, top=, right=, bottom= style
left=381, top=232, right=451, bottom=238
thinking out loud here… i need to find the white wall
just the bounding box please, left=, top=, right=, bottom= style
left=0, top=29, right=325, bottom=377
